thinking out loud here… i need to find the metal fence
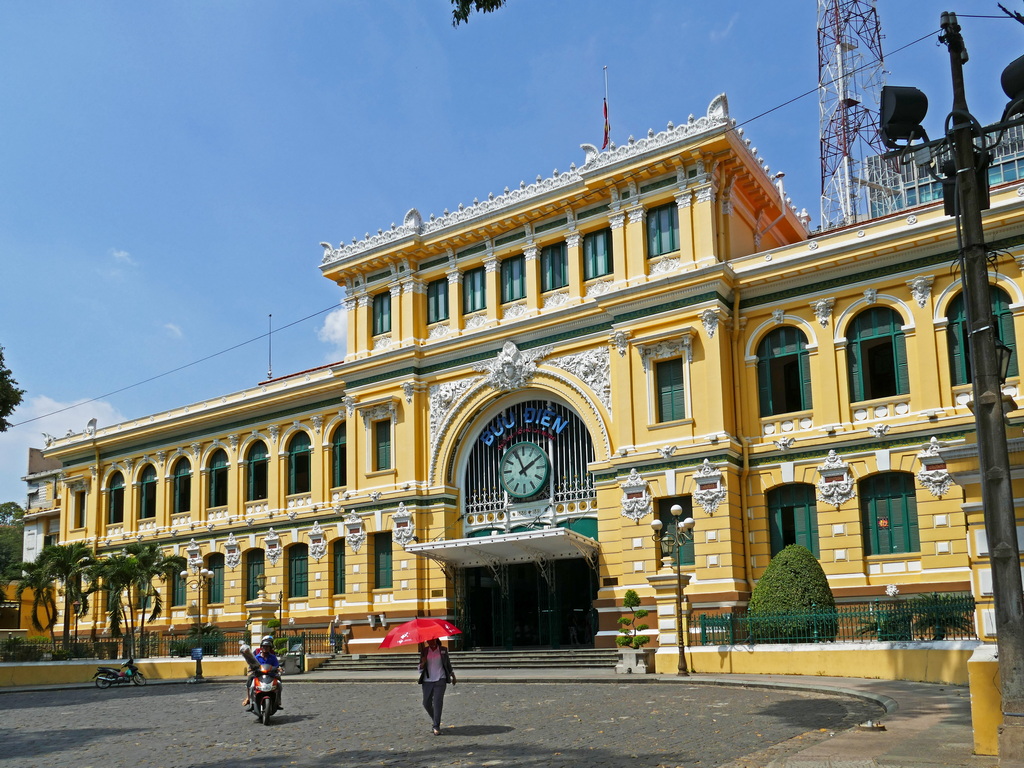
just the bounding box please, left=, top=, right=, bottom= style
left=697, top=593, right=977, bottom=646
left=0, top=630, right=336, bottom=662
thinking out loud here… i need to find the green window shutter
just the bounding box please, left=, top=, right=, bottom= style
left=848, top=340, right=864, bottom=402
left=655, top=359, right=684, bottom=421
left=757, top=354, right=773, bottom=417
left=172, top=571, right=186, bottom=606
left=374, top=533, right=393, bottom=589
left=895, top=331, right=910, bottom=395
left=246, top=552, right=265, bottom=602
left=948, top=296, right=968, bottom=386
left=798, top=348, right=813, bottom=409
left=332, top=425, right=347, bottom=488
left=768, top=506, right=785, bottom=556
left=289, top=545, right=309, bottom=598
left=333, top=541, right=345, bottom=594
left=994, top=288, right=1019, bottom=377
left=806, top=495, right=820, bottom=557
left=208, top=555, right=224, bottom=603
left=375, top=420, right=392, bottom=471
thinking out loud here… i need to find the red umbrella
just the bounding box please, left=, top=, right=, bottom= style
left=378, top=617, right=462, bottom=649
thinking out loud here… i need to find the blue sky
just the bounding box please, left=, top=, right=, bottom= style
left=1, top=1, right=1021, bottom=505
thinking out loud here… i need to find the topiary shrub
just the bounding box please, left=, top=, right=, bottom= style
left=615, top=589, right=651, bottom=649
left=748, top=544, right=837, bottom=643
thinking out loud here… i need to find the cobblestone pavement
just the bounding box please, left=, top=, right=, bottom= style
left=1, top=681, right=882, bottom=768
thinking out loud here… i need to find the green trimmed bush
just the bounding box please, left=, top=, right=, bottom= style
left=615, top=589, right=650, bottom=649
left=748, top=544, right=837, bottom=643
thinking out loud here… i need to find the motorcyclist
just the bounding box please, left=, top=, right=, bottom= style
left=243, top=636, right=282, bottom=711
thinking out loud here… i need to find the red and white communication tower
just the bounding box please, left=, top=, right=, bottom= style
left=818, top=0, right=898, bottom=229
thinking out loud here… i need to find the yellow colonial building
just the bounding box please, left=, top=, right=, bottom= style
left=41, top=94, right=1024, bottom=660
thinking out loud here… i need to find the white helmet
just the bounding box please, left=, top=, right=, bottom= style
left=260, top=635, right=274, bottom=648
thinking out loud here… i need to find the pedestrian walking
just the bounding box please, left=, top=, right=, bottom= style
left=418, top=637, right=456, bottom=735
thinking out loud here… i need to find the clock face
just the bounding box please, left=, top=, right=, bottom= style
left=499, top=441, right=550, bottom=499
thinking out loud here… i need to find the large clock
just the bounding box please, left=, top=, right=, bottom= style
left=499, top=441, right=550, bottom=499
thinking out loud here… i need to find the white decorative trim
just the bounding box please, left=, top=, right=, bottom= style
left=323, top=96, right=732, bottom=266
left=620, top=468, right=653, bottom=522
left=476, top=341, right=551, bottom=392
left=700, top=308, right=720, bottom=338
left=586, top=280, right=614, bottom=297
left=810, top=298, right=835, bottom=328
left=908, top=275, right=934, bottom=308
left=637, top=336, right=691, bottom=372
left=610, top=330, right=631, bottom=357
left=309, top=521, right=327, bottom=562
left=543, top=291, right=570, bottom=309
left=265, top=528, right=282, bottom=567
left=649, top=256, right=680, bottom=275
left=503, top=302, right=529, bottom=319
left=345, top=513, right=365, bottom=554
left=427, top=323, right=451, bottom=340
left=225, top=532, right=241, bottom=570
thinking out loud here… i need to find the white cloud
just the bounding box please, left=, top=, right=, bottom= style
left=317, top=308, right=348, bottom=362
left=709, top=13, right=738, bottom=43
left=111, top=249, right=136, bottom=266
left=164, top=323, right=183, bottom=339
left=0, top=396, right=126, bottom=506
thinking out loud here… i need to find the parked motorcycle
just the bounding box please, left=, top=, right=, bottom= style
left=94, top=658, right=146, bottom=688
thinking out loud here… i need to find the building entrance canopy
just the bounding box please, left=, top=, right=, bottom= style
left=406, top=527, right=599, bottom=569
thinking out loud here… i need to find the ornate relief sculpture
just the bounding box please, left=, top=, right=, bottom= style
left=917, top=437, right=955, bottom=498
left=810, top=298, right=835, bottom=328
left=392, top=502, right=416, bottom=548
left=185, top=538, right=202, bottom=572
left=476, top=341, right=551, bottom=392
left=620, top=468, right=653, bottom=522
left=225, top=532, right=241, bottom=570
left=693, top=459, right=727, bottom=516
left=309, top=521, right=327, bottom=562
left=908, top=275, right=934, bottom=308
left=816, top=450, right=855, bottom=507
left=265, top=528, right=282, bottom=567
left=547, top=348, right=611, bottom=411
left=345, top=513, right=365, bottom=555
left=700, top=308, right=720, bottom=338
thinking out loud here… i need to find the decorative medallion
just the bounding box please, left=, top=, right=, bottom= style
left=908, top=275, right=934, bottom=308
left=547, top=347, right=611, bottom=410
left=809, top=298, right=835, bottom=328
left=700, top=308, right=720, bottom=338
left=185, top=538, right=202, bottom=572
left=619, top=468, right=653, bottom=522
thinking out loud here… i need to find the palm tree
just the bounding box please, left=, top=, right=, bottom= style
left=13, top=560, right=59, bottom=641
left=90, top=545, right=186, bottom=657
left=37, top=543, right=95, bottom=650
left=123, top=542, right=186, bottom=643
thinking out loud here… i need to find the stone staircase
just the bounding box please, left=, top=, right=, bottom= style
left=315, top=647, right=619, bottom=672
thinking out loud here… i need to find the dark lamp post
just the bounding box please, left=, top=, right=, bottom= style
left=880, top=13, right=1024, bottom=757
left=71, top=600, right=81, bottom=647
left=650, top=504, right=695, bottom=676
left=181, top=566, right=214, bottom=682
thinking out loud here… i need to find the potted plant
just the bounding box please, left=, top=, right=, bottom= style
left=615, top=589, right=653, bottom=673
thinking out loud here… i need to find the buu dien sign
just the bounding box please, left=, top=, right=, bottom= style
left=479, top=406, right=570, bottom=448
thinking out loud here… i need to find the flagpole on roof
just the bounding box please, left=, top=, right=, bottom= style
left=602, top=66, right=610, bottom=150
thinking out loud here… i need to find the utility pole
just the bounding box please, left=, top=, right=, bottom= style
left=941, top=13, right=1024, bottom=758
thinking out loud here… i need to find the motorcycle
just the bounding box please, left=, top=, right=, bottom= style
left=93, top=658, right=146, bottom=688
left=248, top=661, right=283, bottom=725
left=241, top=643, right=282, bottom=726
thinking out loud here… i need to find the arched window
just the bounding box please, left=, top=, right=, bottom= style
left=767, top=483, right=819, bottom=557
left=288, top=432, right=312, bottom=495
left=860, top=472, right=920, bottom=556
left=138, top=465, right=157, bottom=520
left=947, top=286, right=1019, bottom=386
left=245, top=549, right=265, bottom=601
left=847, top=306, right=909, bottom=402
left=208, top=449, right=229, bottom=508
left=246, top=441, right=269, bottom=501
left=107, top=471, right=125, bottom=524
left=172, top=458, right=191, bottom=515
left=288, top=544, right=309, bottom=598
left=756, top=326, right=812, bottom=417
left=207, top=553, right=225, bottom=604
left=331, top=423, right=347, bottom=489
left=332, top=539, right=346, bottom=595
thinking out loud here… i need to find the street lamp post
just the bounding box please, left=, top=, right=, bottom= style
left=650, top=504, right=695, bottom=676
left=881, top=13, right=1024, bottom=757
left=180, top=566, right=214, bottom=682
left=71, top=600, right=81, bottom=648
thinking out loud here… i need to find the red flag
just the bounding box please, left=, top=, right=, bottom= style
left=602, top=98, right=610, bottom=150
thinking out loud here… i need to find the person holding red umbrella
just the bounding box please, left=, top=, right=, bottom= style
left=418, top=636, right=456, bottom=735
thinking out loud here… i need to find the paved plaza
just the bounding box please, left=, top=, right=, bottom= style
left=1, top=680, right=882, bottom=768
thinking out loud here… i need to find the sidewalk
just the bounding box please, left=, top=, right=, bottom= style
left=2, top=665, right=1014, bottom=768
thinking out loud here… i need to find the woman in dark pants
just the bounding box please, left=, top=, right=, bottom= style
left=418, top=637, right=456, bottom=735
